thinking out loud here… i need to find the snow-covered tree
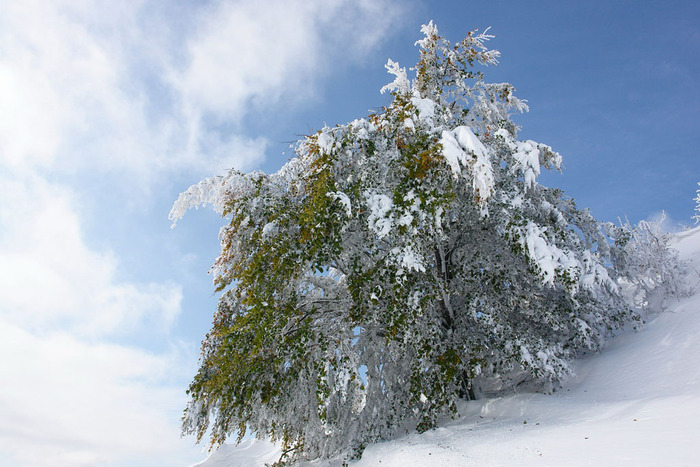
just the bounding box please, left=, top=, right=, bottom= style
left=694, top=182, right=700, bottom=224
left=171, top=23, right=643, bottom=463
left=604, top=215, right=684, bottom=313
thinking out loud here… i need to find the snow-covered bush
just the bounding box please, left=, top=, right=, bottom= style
left=694, top=182, right=700, bottom=224
left=172, top=23, right=647, bottom=463
left=605, top=215, right=685, bottom=313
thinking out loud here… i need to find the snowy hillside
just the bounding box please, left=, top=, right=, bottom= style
left=195, top=227, right=700, bottom=466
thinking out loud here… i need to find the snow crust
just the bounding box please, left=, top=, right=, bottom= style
left=194, top=227, right=700, bottom=466
left=192, top=439, right=281, bottom=467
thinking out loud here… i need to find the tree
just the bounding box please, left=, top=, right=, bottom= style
left=694, top=182, right=700, bottom=224
left=171, top=22, right=643, bottom=463
left=604, top=214, right=684, bottom=314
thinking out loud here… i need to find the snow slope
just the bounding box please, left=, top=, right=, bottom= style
left=195, top=228, right=700, bottom=466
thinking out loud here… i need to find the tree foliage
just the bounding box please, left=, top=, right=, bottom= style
left=171, top=23, right=668, bottom=463
left=604, top=215, right=686, bottom=313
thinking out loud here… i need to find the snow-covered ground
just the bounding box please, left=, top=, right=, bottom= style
left=195, top=227, right=700, bottom=466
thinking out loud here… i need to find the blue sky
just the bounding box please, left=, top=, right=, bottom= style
left=0, top=1, right=697, bottom=465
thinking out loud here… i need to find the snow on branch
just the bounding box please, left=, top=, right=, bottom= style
left=380, top=59, right=411, bottom=95
left=694, top=182, right=700, bottom=224
left=169, top=171, right=257, bottom=227
left=496, top=128, right=562, bottom=190
left=440, top=126, right=494, bottom=214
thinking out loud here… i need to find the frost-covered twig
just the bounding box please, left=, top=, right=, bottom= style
left=693, top=182, right=700, bottom=224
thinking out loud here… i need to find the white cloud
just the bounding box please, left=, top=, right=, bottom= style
left=0, top=175, right=181, bottom=337
left=0, top=321, right=200, bottom=467
left=0, top=0, right=266, bottom=182
left=0, top=1, right=136, bottom=170
left=0, top=174, right=203, bottom=465
left=0, top=0, right=404, bottom=184
left=175, top=0, right=404, bottom=129
left=178, top=1, right=324, bottom=118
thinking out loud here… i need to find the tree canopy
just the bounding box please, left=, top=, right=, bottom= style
left=171, top=22, right=676, bottom=464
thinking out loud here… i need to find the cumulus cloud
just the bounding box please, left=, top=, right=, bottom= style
left=0, top=321, right=200, bottom=467
left=176, top=0, right=401, bottom=120
left=0, top=174, right=196, bottom=465
left=0, top=0, right=266, bottom=182
left=0, top=1, right=147, bottom=171
left=173, top=0, right=405, bottom=177
left=0, top=175, right=182, bottom=337
left=0, top=0, right=404, bottom=184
